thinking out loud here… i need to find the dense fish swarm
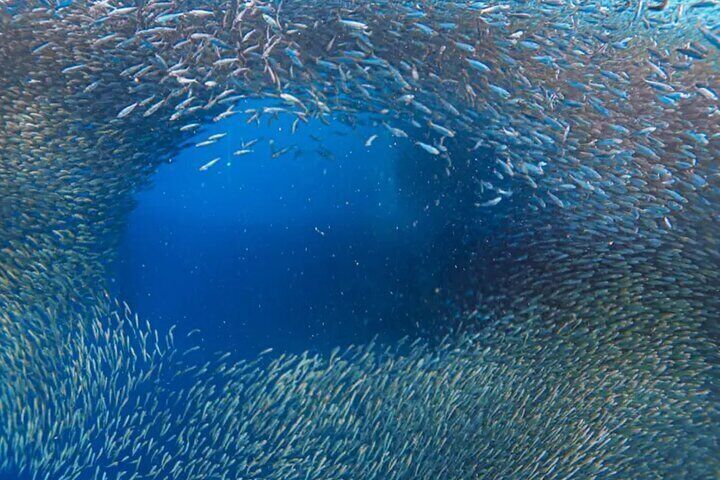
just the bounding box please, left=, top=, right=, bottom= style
left=0, top=0, right=719, bottom=478
left=1, top=296, right=716, bottom=479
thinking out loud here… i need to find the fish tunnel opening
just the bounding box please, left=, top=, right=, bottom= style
left=109, top=100, right=492, bottom=358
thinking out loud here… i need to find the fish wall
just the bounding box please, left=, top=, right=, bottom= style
left=0, top=0, right=718, bottom=478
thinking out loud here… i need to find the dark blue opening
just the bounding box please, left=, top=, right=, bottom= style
left=111, top=106, right=481, bottom=357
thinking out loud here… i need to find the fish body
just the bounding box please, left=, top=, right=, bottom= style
left=199, top=157, right=220, bottom=171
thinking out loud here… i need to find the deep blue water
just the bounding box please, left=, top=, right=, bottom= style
left=110, top=106, right=480, bottom=358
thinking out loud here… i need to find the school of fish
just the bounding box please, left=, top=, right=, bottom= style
left=0, top=0, right=718, bottom=478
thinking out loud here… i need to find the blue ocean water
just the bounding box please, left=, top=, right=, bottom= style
left=110, top=103, right=481, bottom=358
